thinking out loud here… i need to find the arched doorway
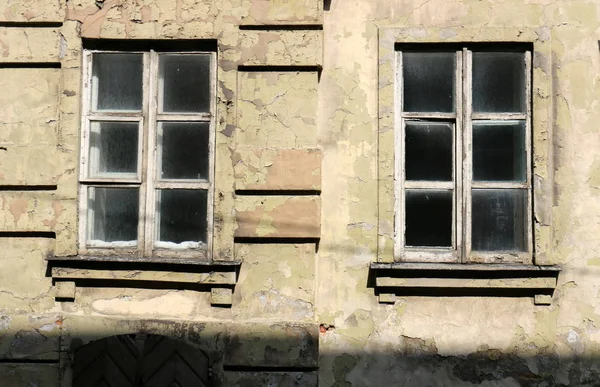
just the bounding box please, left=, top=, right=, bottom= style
left=72, top=334, right=209, bottom=387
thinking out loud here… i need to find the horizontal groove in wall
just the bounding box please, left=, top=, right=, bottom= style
left=235, top=237, right=319, bottom=244
left=0, top=358, right=59, bottom=364
left=235, top=190, right=321, bottom=196
left=0, top=22, right=63, bottom=28
left=239, top=24, right=323, bottom=31
left=0, top=185, right=58, bottom=191
left=224, top=365, right=319, bottom=372
left=238, top=65, right=321, bottom=73
left=0, top=231, right=56, bottom=238
left=0, top=62, right=60, bottom=68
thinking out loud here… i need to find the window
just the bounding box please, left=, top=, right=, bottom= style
left=395, top=46, right=532, bottom=264
left=79, top=49, right=216, bottom=259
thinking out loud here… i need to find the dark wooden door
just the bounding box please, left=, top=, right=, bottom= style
left=73, top=334, right=209, bottom=387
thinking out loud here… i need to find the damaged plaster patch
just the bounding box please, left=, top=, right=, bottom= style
left=59, top=34, right=67, bottom=60
left=567, top=329, right=579, bottom=344
left=8, top=198, right=28, bottom=225
left=535, top=26, right=550, bottom=42
left=256, top=289, right=314, bottom=319
left=0, top=315, right=11, bottom=331
left=347, top=222, right=374, bottom=231
left=9, top=329, right=55, bottom=359
left=346, top=246, right=374, bottom=268
left=333, top=353, right=358, bottom=386
left=90, top=291, right=196, bottom=317
left=439, top=28, right=457, bottom=39
left=38, top=323, right=57, bottom=332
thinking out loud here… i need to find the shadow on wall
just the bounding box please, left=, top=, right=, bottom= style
left=1, top=321, right=599, bottom=387
left=320, top=349, right=600, bottom=387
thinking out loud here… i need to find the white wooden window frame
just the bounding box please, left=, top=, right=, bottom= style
left=78, top=49, right=217, bottom=260
left=394, top=47, right=533, bottom=264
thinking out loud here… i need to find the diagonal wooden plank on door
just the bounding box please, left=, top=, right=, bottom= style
left=106, top=335, right=138, bottom=382
left=140, top=335, right=177, bottom=382
left=174, top=341, right=209, bottom=384
left=140, top=335, right=209, bottom=387
left=173, top=354, right=208, bottom=387
left=72, top=337, right=108, bottom=377
left=73, top=335, right=139, bottom=387
left=142, top=357, right=206, bottom=387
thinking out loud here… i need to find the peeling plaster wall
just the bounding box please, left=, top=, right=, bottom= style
left=317, top=0, right=600, bottom=386
left=0, top=0, right=600, bottom=386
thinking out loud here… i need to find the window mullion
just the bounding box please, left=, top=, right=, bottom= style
left=206, top=51, right=218, bottom=256
left=462, top=48, right=473, bottom=262
left=80, top=51, right=93, bottom=182
left=455, top=49, right=464, bottom=262
left=394, top=51, right=405, bottom=259
left=78, top=51, right=93, bottom=251
left=525, top=50, right=533, bottom=257
left=142, top=50, right=158, bottom=256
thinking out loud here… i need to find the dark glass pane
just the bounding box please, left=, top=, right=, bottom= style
left=157, top=189, right=207, bottom=244
left=159, top=122, right=209, bottom=180
left=88, top=188, right=138, bottom=243
left=160, top=54, right=211, bottom=113
left=406, top=121, right=452, bottom=181
left=473, top=121, right=526, bottom=181
left=472, top=52, right=525, bottom=113
left=472, top=189, right=526, bottom=251
left=92, top=53, right=143, bottom=111
left=89, top=121, right=138, bottom=176
left=403, top=52, right=455, bottom=113
left=405, top=190, right=452, bottom=247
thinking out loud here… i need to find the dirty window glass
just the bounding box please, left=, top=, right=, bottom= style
left=405, top=190, right=453, bottom=247
left=473, top=121, right=526, bottom=182
left=89, top=121, right=139, bottom=178
left=471, top=189, right=526, bottom=251
left=156, top=189, right=207, bottom=246
left=405, top=121, right=453, bottom=181
left=87, top=187, right=139, bottom=245
left=472, top=52, right=525, bottom=113
left=159, top=54, right=211, bottom=113
left=92, top=53, right=143, bottom=112
left=403, top=52, right=455, bottom=113
left=158, top=122, right=209, bottom=180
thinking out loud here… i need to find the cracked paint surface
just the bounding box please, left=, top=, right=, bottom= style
left=235, top=196, right=321, bottom=238
left=234, top=148, right=321, bottom=190
left=317, top=0, right=600, bottom=386
left=237, top=71, right=318, bottom=148
left=0, top=28, right=60, bottom=63
left=2, top=0, right=600, bottom=386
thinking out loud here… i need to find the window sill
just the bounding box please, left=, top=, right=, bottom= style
left=47, top=255, right=242, bottom=306
left=369, top=262, right=561, bottom=305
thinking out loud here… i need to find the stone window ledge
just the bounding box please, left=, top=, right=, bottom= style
left=369, top=262, right=561, bottom=305
left=46, top=255, right=242, bottom=306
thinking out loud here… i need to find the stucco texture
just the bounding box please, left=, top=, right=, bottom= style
left=0, top=0, right=600, bottom=386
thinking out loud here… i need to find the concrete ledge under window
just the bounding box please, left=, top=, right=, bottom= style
left=369, top=262, right=561, bottom=305
left=46, top=256, right=242, bottom=306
